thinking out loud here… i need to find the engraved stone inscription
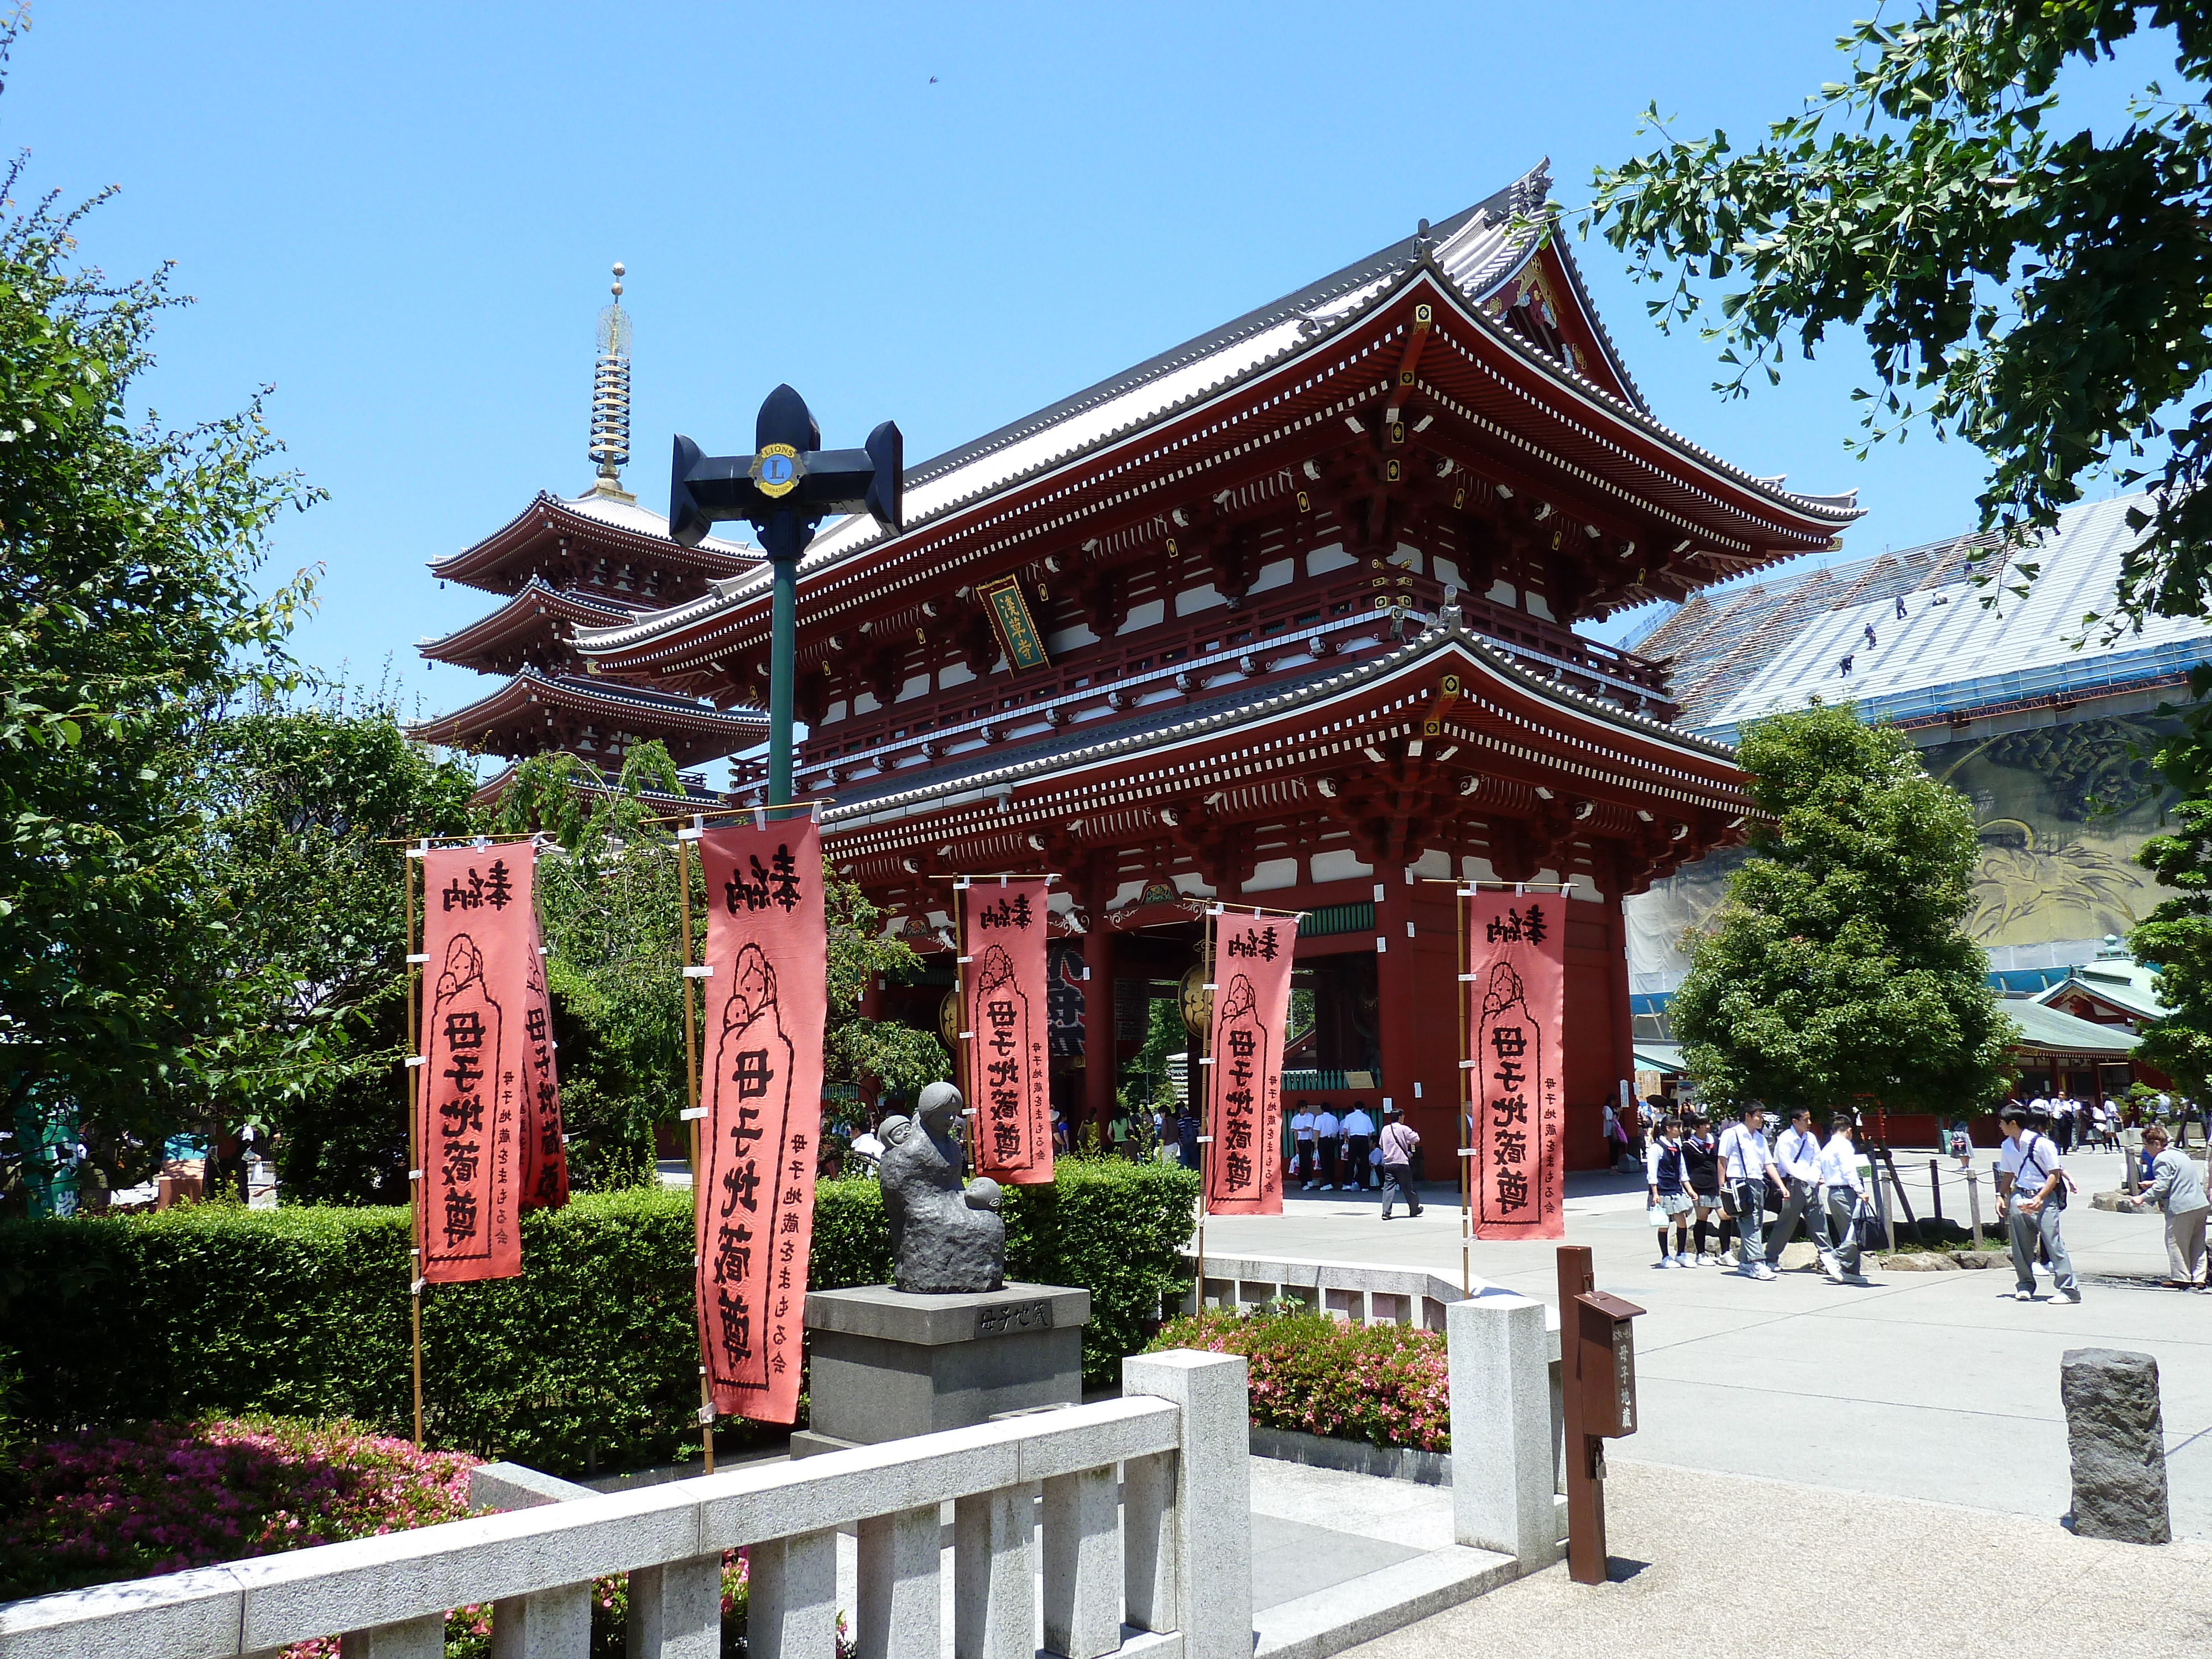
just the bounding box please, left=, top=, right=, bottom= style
left=976, top=1300, right=1052, bottom=1339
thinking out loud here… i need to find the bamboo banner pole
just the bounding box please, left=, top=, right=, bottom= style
left=1457, top=886, right=1471, bottom=1297
left=405, top=841, right=425, bottom=1447
left=1194, top=904, right=1217, bottom=1286
left=677, top=822, right=714, bottom=1474
left=952, top=879, right=973, bottom=1155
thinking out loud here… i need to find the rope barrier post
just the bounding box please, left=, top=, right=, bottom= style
left=1966, top=1167, right=1984, bottom=1248
left=1928, top=1157, right=1944, bottom=1225
left=678, top=822, right=714, bottom=1474
left=404, top=841, right=425, bottom=1448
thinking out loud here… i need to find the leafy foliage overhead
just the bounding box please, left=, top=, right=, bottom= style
left=1670, top=703, right=2017, bottom=1113
left=1586, top=3, right=2212, bottom=628
left=2129, top=664, right=2212, bottom=1093
left=0, top=13, right=320, bottom=1146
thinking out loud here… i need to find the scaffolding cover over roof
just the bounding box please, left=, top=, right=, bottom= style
left=1635, top=494, right=2212, bottom=740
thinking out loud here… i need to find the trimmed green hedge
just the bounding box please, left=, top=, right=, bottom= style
left=0, top=1161, right=1196, bottom=1477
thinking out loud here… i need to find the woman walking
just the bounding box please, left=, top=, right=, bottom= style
left=2135, top=1124, right=2210, bottom=1288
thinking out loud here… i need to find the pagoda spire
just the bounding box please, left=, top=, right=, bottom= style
left=588, top=262, right=634, bottom=502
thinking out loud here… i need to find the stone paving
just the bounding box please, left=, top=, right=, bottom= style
left=1204, top=1147, right=2212, bottom=1540
left=1341, top=1457, right=2212, bottom=1659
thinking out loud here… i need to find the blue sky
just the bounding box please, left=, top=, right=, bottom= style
left=7, top=3, right=2173, bottom=710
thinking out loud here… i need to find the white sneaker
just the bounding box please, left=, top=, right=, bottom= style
left=2014, top=1289, right=2036, bottom=1302
left=1697, top=1251, right=1718, bottom=1267
left=1752, top=1264, right=1777, bottom=1281
left=1841, top=1272, right=1870, bottom=1286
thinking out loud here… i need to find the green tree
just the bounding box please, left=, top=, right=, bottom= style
left=192, top=694, right=479, bottom=1203
left=1671, top=703, right=2017, bottom=1114
left=494, top=747, right=942, bottom=1187
left=2128, top=667, right=2212, bottom=1092
left=1586, top=2, right=2212, bottom=628
left=0, top=18, right=319, bottom=1178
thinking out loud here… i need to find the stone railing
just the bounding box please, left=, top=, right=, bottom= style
left=1184, top=1251, right=1567, bottom=1568
left=1184, top=1249, right=1482, bottom=1332
left=0, top=1352, right=1249, bottom=1659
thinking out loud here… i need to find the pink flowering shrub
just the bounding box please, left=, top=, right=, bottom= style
left=1149, top=1310, right=1452, bottom=1452
left=0, top=1420, right=800, bottom=1659
left=0, top=1418, right=478, bottom=1602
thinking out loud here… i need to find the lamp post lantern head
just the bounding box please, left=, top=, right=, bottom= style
left=667, top=383, right=902, bottom=559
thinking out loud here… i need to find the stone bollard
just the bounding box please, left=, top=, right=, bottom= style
left=2060, top=1348, right=2171, bottom=1543
left=1447, top=1292, right=1558, bottom=1566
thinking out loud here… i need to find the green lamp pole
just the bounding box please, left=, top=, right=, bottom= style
left=666, top=384, right=902, bottom=809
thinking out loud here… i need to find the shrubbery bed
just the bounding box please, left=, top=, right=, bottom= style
left=1, top=1161, right=1197, bottom=1475
left=1147, top=1308, right=1451, bottom=1452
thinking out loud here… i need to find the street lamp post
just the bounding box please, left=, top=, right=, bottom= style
left=666, top=383, right=902, bottom=807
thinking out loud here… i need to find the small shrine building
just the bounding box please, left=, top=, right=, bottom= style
left=576, top=165, right=1862, bottom=1166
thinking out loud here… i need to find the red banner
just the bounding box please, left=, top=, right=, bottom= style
left=1204, top=910, right=1297, bottom=1214
left=695, top=820, right=826, bottom=1424
left=518, top=911, right=569, bottom=1212
left=1467, top=893, right=1566, bottom=1240
left=961, top=877, right=1053, bottom=1185
left=416, top=847, right=531, bottom=1284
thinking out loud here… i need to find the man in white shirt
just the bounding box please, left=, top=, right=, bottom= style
left=1999, top=1105, right=2080, bottom=1303
left=1291, top=1103, right=1319, bottom=1190
left=1313, top=1106, right=1342, bottom=1190
left=1719, top=1107, right=1783, bottom=1280
left=1341, top=1102, right=1378, bottom=1192
left=1816, top=1114, right=1872, bottom=1285
left=1764, top=1107, right=1836, bottom=1274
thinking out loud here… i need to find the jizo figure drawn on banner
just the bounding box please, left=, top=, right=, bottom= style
left=973, top=943, right=1038, bottom=1168
left=1207, top=912, right=1295, bottom=1216
left=1210, top=975, right=1271, bottom=1206
left=703, top=943, right=795, bottom=1396
left=693, top=820, right=826, bottom=1425
left=1468, top=890, right=1566, bottom=1240
left=960, top=873, right=1053, bottom=1184
left=423, top=935, right=507, bottom=1271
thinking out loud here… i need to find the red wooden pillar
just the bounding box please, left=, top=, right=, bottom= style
left=1375, top=865, right=1459, bottom=1151
left=1604, top=861, right=1635, bottom=1119
left=1083, top=862, right=1118, bottom=1132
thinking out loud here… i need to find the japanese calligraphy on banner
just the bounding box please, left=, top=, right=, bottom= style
left=518, top=912, right=569, bottom=1212
left=961, top=877, right=1053, bottom=1185
left=416, top=848, right=532, bottom=1284
left=1204, top=911, right=1297, bottom=1215
left=695, top=820, right=826, bottom=1424
left=1468, top=894, right=1566, bottom=1240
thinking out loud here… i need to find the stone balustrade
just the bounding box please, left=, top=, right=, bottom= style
left=0, top=1350, right=1249, bottom=1659
left=1185, top=1250, right=1568, bottom=1571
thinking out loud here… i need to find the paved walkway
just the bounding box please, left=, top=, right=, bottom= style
left=1204, top=1147, right=2212, bottom=1540
left=1342, top=1458, right=2212, bottom=1659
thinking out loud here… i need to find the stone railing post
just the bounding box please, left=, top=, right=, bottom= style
left=1042, top=1465, right=1121, bottom=1659
left=747, top=1531, right=838, bottom=1659
left=1121, top=1350, right=1250, bottom=1659
left=1448, top=1292, right=1558, bottom=1566
left=855, top=1505, right=939, bottom=1659
left=338, top=1615, right=445, bottom=1659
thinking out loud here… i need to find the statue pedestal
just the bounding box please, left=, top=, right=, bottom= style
left=790, top=1282, right=1091, bottom=1456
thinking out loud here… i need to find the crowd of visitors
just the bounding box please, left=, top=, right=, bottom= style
left=1623, top=1097, right=2125, bottom=1302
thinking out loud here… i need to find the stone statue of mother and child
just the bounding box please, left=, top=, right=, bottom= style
left=794, top=1079, right=1089, bottom=1455
left=878, top=1079, right=1005, bottom=1294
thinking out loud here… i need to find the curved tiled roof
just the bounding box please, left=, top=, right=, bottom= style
left=419, top=578, right=647, bottom=666
left=406, top=667, right=768, bottom=744
left=820, top=613, right=1741, bottom=831
left=429, top=488, right=761, bottom=593
left=579, top=169, right=1857, bottom=670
